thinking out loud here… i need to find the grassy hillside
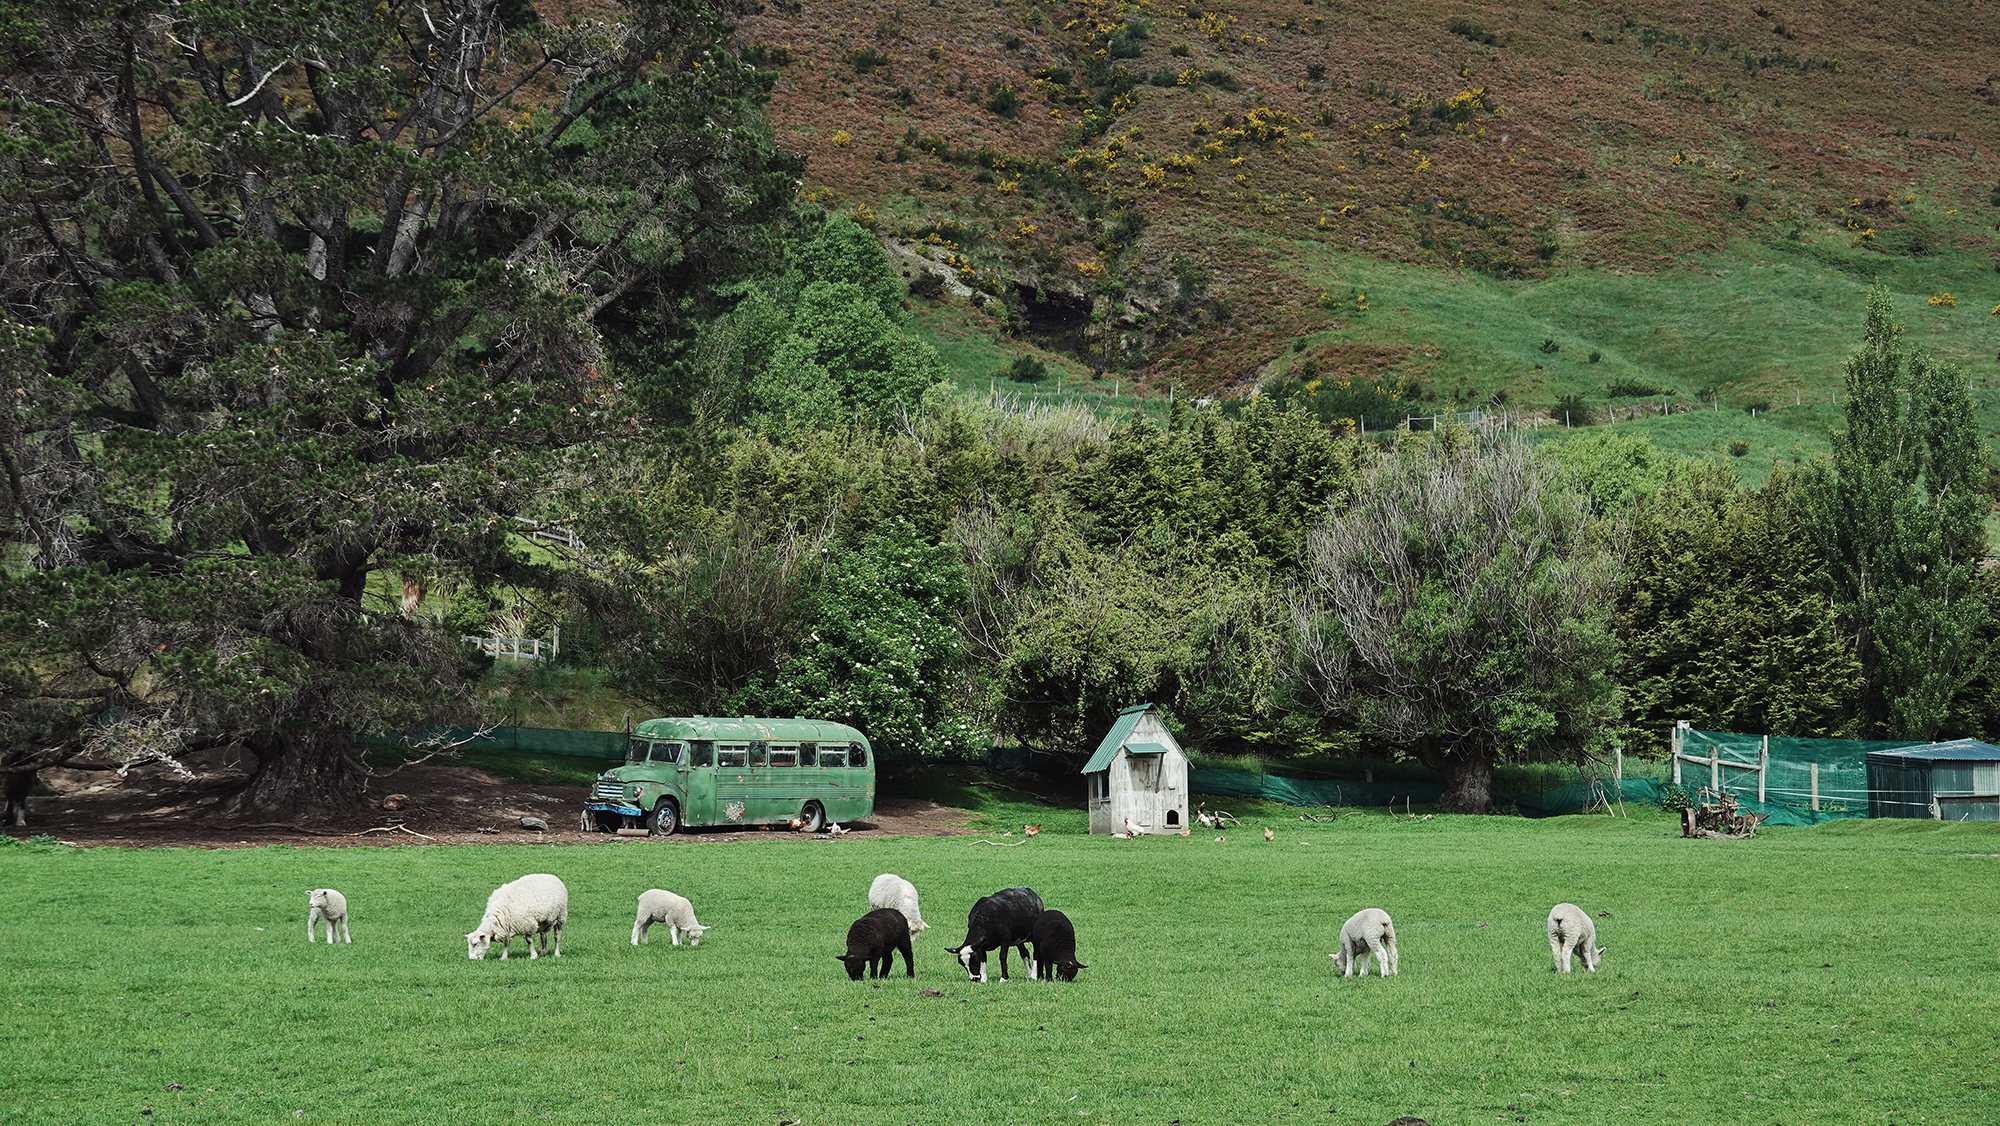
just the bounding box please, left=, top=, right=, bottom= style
left=742, top=0, right=2000, bottom=453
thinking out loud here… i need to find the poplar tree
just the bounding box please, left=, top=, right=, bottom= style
left=1804, top=286, right=1988, bottom=739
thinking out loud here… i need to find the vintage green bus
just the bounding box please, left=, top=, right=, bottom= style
left=581, top=716, right=876, bottom=835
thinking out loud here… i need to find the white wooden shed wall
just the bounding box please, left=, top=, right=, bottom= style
left=1086, top=711, right=1190, bottom=835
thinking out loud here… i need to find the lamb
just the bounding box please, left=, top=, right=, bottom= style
left=1028, top=908, right=1085, bottom=982
left=306, top=888, right=350, bottom=944
left=466, top=873, right=567, bottom=960
left=1330, top=907, right=1398, bottom=977
left=837, top=907, right=916, bottom=980
left=867, top=873, right=931, bottom=940
left=1547, top=902, right=1605, bottom=973
left=631, top=889, right=711, bottom=947
left=950, top=886, right=1043, bottom=983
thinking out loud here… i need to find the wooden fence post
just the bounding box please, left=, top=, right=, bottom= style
left=1710, top=748, right=1720, bottom=795
left=1758, top=736, right=1768, bottom=803
left=1810, top=762, right=1820, bottom=811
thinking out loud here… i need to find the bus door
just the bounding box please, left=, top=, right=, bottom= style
left=713, top=741, right=753, bottom=825
left=683, top=740, right=718, bottom=826
left=757, top=742, right=801, bottom=822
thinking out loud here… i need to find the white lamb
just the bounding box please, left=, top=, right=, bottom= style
left=867, top=873, right=930, bottom=940
left=306, top=888, right=349, bottom=944
left=631, top=889, right=711, bottom=946
left=466, top=873, right=568, bottom=960
left=1330, top=907, right=1398, bottom=977
left=1547, top=902, right=1605, bottom=973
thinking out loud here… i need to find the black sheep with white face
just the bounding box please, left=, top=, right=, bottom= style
left=1030, top=908, right=1085, bottom=982
left=837, top=908, right=916, bottom=980
left=949, top=886, right=1043, bottom=982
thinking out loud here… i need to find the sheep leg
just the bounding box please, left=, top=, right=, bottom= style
left=339, top=918, right=351, bottom=944
left=307, top=907, right=319, bottom=943
left=670, top=924, right=683, bottom=947
left=500, top=936, right=511, bottom=960
left=1383, top=936, right=1397, bottom=975
left=897, top=935, right=915, bottom=978
left=550, top=922, right=561, bottom=957
left=633, top=918, right=647, bottom=946
left=1552, top=936, right=1570, bottom=972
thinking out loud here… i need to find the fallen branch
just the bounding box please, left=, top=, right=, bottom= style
left=968, top=838, right=1028, bottom=846
left=356, top=824, right=436, bottom=840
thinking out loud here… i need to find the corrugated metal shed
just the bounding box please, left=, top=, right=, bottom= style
left=1865, top=740, right=2000, bottom=821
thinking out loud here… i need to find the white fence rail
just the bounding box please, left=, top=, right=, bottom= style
left=463, top=630, right=560, bottom=663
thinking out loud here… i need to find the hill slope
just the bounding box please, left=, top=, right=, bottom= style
left=738, top=0, right=2000, bottom=438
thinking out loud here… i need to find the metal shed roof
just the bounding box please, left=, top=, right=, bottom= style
left=1864, top=738, right=2000, bottom=762
left=1081, top=703, right=1156, bottom=774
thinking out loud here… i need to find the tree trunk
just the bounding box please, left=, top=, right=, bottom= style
left=221, top=730, right=366, bottom=821
left=1433, top=752, right=1496, bottom=814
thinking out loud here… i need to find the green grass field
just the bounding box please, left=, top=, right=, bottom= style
left=3, top=812, right=1996, bottom=1125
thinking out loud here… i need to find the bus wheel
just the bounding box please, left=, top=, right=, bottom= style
left=649, top=799, right=680, bottom=837
left=799, top=801, right=826, bottom=834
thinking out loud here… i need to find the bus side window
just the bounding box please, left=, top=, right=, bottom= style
left=748, top=742, right=768, bottom=768
left=691, top=741, right=714, bottom=768
left=653, top=742, right=684, bottom=765
left=769, top=744, right=797, bottom=768
left=716, top=743, right=748, bottom=769
left=848, top=743, right=868, bottom=768
left=798, top=742, right=817, bottom=767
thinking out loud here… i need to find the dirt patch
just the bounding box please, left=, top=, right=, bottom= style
left=6, top=761, right=980, bottom=849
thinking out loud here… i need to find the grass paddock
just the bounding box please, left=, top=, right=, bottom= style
left=2, top=810, right=1995, bottom=1125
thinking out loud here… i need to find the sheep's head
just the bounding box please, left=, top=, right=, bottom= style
left=1329, top=949, right=1350, bottom=973
left=466, top=929, right=494, bottom=960
left=1583, top=945, right=1606, bottom=971
left=685, top=923, right=710, bottom=946
left=308, top=889, right=332, bottom=909
left=953, top=944, right=986, bottom=982
left=836, top=953, right=868, bottom=980
left=1053, top=959, right=1086, bottom=982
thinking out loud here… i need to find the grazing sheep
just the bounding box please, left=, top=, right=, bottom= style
left=950, top=886, right=1043, bottom=983
left=632, top=889, right=710, bottom=947
left=1029, top=908, right=1085, bottom=982
left=837, top=907, right=916, bottom=980
left=1330, top=908, right=1398, bottom=977
left=306, top=888, right=349, bottom=944
left=867, top=873, right=930, bottom=940
left=466, top=873, right=568, bottom=960
left=1547, top=903, right=1605, bottom=973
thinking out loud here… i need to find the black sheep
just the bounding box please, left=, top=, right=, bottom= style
left=1030, top=908, right=1086, bottom=982
left=950, top=886, right=1043, bottom=982
left=837, top=908, right=915, bottom=980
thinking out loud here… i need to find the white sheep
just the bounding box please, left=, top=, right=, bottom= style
left=1547, top=903, right=1605, bottom=973
left=466, top=874, right=568, bottom=960
left=1330, top=907, right=1398, bottom=977
left=867, top=873, right=930, bottom=940
left=632, top=889, right=711, bottom=946
left=306, top=888, right=349, bottom=944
